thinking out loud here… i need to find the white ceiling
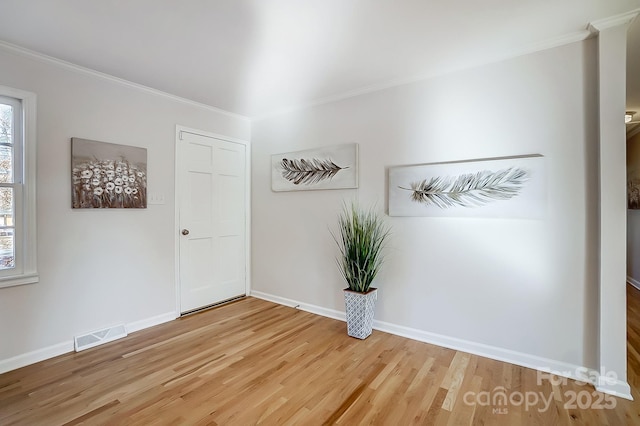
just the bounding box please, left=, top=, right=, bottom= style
left=0, top=0, right=638, bottom=118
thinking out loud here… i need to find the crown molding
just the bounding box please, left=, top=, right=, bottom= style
left=0, top=39, right=249, bottom=122
left=253, top=29, right=592, bottom=121
left=254, top=10, right=640, bottom=121
left=588, top=9, right=640, bottom=34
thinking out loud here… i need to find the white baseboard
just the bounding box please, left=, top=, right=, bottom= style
left=250, top=290, right=633, bottom=400
left=0, top=341, right=74, bottom=375
left=127, top=311, right=178, bottom=334
left=0, top=311, right=178, bottom=375
left=596, top=378, right=633, bottom=400
left=627, top=276, right=640, bottom=291
left=251, top=290, right=345, bottom=322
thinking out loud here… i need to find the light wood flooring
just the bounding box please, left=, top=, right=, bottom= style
left=1, top=293, right=640, bottom=425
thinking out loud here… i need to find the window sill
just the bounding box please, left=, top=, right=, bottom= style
left=0, top=273, right=39, bottom=288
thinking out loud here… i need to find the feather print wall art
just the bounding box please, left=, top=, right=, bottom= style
left=279, top=158, right=347, bottom=185
left=272, top=144, right=358, bottom=192
left=400, top=167, right=530, bottom=209
left=389, top=155, right=546, bottom=218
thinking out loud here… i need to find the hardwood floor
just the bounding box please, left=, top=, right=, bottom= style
left=1, top=295, right=640, bottom=425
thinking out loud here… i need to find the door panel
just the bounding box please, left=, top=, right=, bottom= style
left=178, top=130, right=246, bottom=313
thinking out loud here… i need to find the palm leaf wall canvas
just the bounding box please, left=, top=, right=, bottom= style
left=271, top=143, right=358, bottom=192
left=388, top=155, right=546, bottom=218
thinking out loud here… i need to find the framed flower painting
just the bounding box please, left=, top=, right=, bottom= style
left=71, top=138, right=147, bottom=209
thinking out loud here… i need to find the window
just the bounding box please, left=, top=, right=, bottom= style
left=0, top=86, right=37, bottom=288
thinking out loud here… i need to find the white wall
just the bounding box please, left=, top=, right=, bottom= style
left=0, top=45, right=250, bottom=367
left=251, top=40, right=601, bottom=370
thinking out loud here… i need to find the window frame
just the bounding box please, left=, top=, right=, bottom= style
left=0, top=85, right=37, bottom=288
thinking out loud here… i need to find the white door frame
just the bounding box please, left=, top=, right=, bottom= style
left=174, top=125, right=251, bottom=315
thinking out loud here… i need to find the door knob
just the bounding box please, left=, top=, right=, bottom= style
left=181, top=229, right=190, bottom=235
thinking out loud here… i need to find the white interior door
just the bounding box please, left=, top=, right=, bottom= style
left=177, top=129, right=246, bottom=313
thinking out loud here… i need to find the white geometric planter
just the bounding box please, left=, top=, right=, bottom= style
left=344, top=288, right=377, bottom=339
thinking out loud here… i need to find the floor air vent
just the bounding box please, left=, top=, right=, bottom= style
left=74, top=324, right=127, bottom=352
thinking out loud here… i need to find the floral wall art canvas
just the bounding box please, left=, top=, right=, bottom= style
left=271, top=143, right=358, bottom=192
left=71, top=138, right=147, bottom=209
left=388, top=155, right=546, bottom=218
